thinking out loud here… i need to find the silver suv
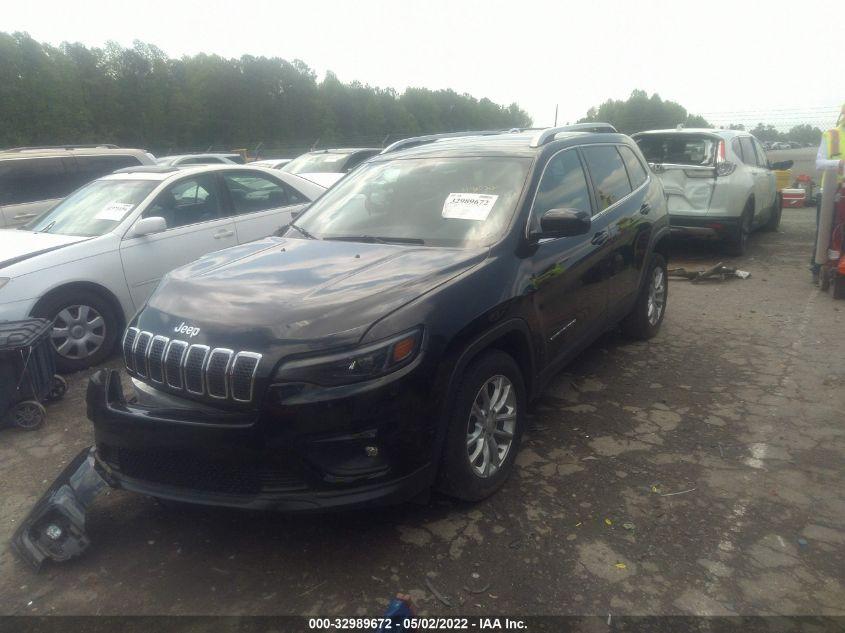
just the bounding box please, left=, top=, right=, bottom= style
left=0, top=145, right=154, bottom=228
left=632, top=129, right=792, bottom=255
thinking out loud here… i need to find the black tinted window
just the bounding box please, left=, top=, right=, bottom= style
left=73, top=155, right=142, bottom=188
left=582, top=146, right=632, bottom=211
left=0, top=157, right=78, bottom=205
left=223, top=172, right=290, bottom=214
left=618, top=146, right=648, bottom=189
left=533, top=149, right=591, bottom=220
left=145, top=174, right=221, bottom=228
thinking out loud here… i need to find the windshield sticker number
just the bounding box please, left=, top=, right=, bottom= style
left=95, top=202, right=134, bottom=222
left=442, top=193, right=499, bottom=221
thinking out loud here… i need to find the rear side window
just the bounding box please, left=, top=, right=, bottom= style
left=0, top=157, right=79, bottom=205
left=581, top=146, right=632, bottom=211
left=223, top=172, right=292, bottom=214
left=533, top=149, right=592, bottom=220
left=738, top=138, right=760, bottom=167
left=618, top=146, right=648, bottom=189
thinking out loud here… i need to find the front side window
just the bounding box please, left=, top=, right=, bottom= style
left=223, top=172, right=292, bottom=214
left=532, top=149, right=592, bottom=223
left=581, top=146, right=632, bottom=211
left=292, top=156, right=531, bottom=247
left=144, top=175, right=221, bottom=229
left=26, top=179, right=158, bottom=236
left=618, top=145, right=648, bottom=189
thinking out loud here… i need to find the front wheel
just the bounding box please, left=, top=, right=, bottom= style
left=9, top=400, right=46, bottom=430
left=437, top=350, right=526, bottom=501
left=621, top=253, right=668, bottom=340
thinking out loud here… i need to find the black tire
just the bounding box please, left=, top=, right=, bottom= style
left=620, top=253, right=668, bottom=340
left=32, top=288, right=120, bottom=373
left=763, top=193, right=782, bottom=232
left=726, top=204, right=753, bottom=256
left=437, top=350, right=526, bottom=501
left=44, top=375, right=68, bottom=402
left=820, top=267, right=831, bottom=292
left=832, top=273, right=845, bottom=300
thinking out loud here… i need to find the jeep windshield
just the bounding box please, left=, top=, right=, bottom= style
left=635, top=133, right=717, bottom=166
left=290, top=156, right=531, bottom=247
left=26, top=179, right=158, bottom=237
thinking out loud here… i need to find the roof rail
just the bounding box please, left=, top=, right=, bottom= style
left=529, top=123, right=617, bottom=148
left=2, top=144, right=121, bottom=152
left=381, top=130, right=511, bottom=155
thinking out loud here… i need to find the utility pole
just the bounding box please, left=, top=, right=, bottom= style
left=554, top=104, right=559, bottom=126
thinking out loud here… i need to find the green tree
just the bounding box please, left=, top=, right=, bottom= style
left=579, top=90, right=710, bottom=134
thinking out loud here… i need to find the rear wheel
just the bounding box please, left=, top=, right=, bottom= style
left=32, top=289, right=120, bottom=373
left=437, top=350, right=526, bottom=501
left=621, top=254, right=668, bottom=340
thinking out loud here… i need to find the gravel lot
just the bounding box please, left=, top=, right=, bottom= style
left=1, top=205, right=843, bottom=617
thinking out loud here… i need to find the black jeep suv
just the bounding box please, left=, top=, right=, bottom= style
left=88, top=125, right=670, bottom=510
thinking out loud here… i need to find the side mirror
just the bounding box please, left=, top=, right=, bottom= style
left=132, top=216, right=167, bottom=237
left=770, top=160, right=794, bottom=171
left=535, top=208, right=591, bottom=239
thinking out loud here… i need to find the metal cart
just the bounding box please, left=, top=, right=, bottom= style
left=0, top=319, right=67, bottom=430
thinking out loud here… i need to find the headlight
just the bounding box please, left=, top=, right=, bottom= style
left=0, top=278, right=9, bottom=290
left=273, top=328, right=423, bottom=387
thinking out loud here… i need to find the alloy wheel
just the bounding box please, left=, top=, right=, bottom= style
left=51, top=304, right=107, bottom=360
left=647, top=266, right=666, bottom=326
left=466, top=375, right=517, bottom=478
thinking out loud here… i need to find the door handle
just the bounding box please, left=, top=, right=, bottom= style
left=591, top=230, right=608, bottom=245
left=640, top=203, right=651, bottom=215
left=213, top=229, right=235, bottom=239
left=14, top=213, right=37, bottom=220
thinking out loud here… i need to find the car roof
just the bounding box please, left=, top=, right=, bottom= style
left=371, top=130, right=629, bottom=161
left=100, top=163, right=291, bottom=182
left=159, top=153, right=236, bottom=160
left=633, top=128, right=751, bottom=139
left=0, top=146, right=151, bottom=160
left=304, top=148, right=380, bottom=155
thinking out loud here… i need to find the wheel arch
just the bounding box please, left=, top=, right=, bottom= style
left=30, top=281, right=127, bottom=333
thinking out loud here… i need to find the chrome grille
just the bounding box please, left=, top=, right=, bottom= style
left=133, top=332, right=152, bottom=378
left=122, top=327, right=139, bottom=371
left=122, top=328, right=262, bottom=403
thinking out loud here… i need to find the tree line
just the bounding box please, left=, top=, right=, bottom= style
left=0, top=32, right=532, bottom=154
left=579, top=90, right=824, bottom=145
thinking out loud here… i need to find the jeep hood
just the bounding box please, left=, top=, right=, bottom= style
left=141, top=236, right=486, bottom=349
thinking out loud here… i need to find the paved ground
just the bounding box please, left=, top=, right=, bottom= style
left=1, top=206, right=844, bottom=617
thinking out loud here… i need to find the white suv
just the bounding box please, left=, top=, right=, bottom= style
left=632, top=129, right=792, bottom=255
left=0, top=164, right=324, bottom=371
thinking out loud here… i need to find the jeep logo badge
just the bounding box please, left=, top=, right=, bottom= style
left=173, top=322, right=201, bottom=338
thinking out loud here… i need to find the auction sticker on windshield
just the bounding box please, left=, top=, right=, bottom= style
left=442, top=193, right=498, bottom=221
left=95, top=202, right=135, bottom=222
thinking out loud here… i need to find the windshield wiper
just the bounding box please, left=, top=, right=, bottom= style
left=323, top=235, right=425, bottom=245
left=283, top=223, right=317, bottom=240
left=36, top=221, right=56, bottom=234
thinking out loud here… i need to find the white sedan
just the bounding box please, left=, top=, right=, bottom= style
left=0, top=164, right=324, bottom=371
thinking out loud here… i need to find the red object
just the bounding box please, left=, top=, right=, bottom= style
left=782, top=189, right=805, bottom=208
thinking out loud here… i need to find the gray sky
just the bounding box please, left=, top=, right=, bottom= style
left=5, top=0, right=840, bottom=129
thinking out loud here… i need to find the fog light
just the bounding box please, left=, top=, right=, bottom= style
left=44, top=524, right=63, bottom=541
left=365, top=445, right=379, bottom=457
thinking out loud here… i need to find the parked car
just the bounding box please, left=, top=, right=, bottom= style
left=156, top=154, right=238, bottom=166
left=0, top=145, right=155, bottom=229
left=633, top=129, right=792, bottom=255
left=249, top=158, right=292, bottom=170
left=769, top=141, right=791, bottom=151
left=283, top=147, right=381, bottom=185
left=0, top=164, right=325, bottom=372
left=89, top=125, right=670, bottom=512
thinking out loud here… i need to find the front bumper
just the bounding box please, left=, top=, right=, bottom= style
left=87, top=368, right=436, bottom=512
left=669, top=215, right=740, bottom=239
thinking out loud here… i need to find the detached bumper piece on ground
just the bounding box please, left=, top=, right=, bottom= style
left=0, top=318, right=66, bottom=430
